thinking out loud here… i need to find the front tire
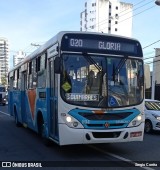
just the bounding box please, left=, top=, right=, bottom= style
left=38, top=116, right=51, bottom=146
left=145, top=120, right=153, bottom=133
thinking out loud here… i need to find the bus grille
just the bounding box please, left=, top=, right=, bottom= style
left=92, top=132, right=121, bottom=138
left=79, top=112, right=132, bottom=120
left=86, top=123, right=125, bottom=128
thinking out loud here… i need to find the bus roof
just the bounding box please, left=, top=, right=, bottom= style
left=9, top=31, right=142, bottom=73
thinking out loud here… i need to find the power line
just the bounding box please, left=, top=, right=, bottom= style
left=143, top=54, right=160, bottom=60
left=119, top=0, right=153, bottom=18
left=100, top=1, right=155, bottom=30
left=99, top=5, right=155, bottom=32
left=143, top=40, right=160, bottom=49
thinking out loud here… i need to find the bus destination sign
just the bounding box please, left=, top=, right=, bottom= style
left=68, top=38, right=137, bottom=54
left=61, top=34, right=142, bottom=56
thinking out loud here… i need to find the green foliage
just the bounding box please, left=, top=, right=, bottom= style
left=1, top=76, right=7, bottom=86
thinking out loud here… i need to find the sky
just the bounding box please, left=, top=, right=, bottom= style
left=0, top=0, right=160, bottom=69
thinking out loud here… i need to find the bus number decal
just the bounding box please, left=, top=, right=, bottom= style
left=70, top=39, right=83, bottom=47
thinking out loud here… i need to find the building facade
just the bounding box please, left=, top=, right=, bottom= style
left=13, top=50, right=26, bottom=67
left=80, top=0, right=133, bottom=37
left=0, top=38, right=9, bottom=85
left=152, top=48, right=160, bottom=100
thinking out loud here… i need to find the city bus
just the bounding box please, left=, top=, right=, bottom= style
left=8, top=31, right=144, bottom=145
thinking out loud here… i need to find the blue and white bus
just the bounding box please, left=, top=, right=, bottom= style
left=8, top=31, right=144, bottom=145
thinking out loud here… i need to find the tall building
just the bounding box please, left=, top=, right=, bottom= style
left=80, top=0, right=133, bottom=37
left=13, top=50, right=26, bottom=67
left=0, top=38, right=9, bottom=85
left=152, top=48, right=160, bottom=99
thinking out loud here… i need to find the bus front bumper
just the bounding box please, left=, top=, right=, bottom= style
left=58, top=123, right=144, bottom=145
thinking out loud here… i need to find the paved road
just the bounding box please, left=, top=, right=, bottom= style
left=0, top=105, right=160, bottom=170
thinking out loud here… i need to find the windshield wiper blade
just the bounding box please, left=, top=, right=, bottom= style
left=83, top=53, right=102, bottom=72
left=114, top=58, right=127, bottom=75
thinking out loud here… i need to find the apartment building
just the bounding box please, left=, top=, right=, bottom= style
left=13, top=50, right=26, bottom=67
left=80, top=0, right=133, bottom=37
left=0, top=38, right=9, bottom=84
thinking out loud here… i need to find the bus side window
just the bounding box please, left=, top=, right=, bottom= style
left=9, top=73, right=14, bottom=90
left=37, top=53, right=46, bottom=88
left=13, top=70, right=17, bottom=90
left=17, top=68, right=22, bottom=90
left=28, top=61, right=32, bottom=89
left=32, top=59, right=37, bottom=88
left=27, top=59, right=37, bottom=89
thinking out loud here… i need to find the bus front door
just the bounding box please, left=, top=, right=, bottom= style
left=49, top=58, right=58, bottom=140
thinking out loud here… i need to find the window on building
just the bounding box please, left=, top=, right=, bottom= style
left=109, top=5, right=111, bottom=9
left=115, top=21, right=118, bottom=24
left=115, top=28, right=118, bottom=31
left=115, top=14, right=119, bottom=19
left=109, top=12, right=111, bottom=16
left=109, top=20, right=111, bottom=23
left=108, top=27, right=111, bottom=31
left=116, top=6, right=118, bottom=10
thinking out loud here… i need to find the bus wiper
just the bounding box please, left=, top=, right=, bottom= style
left=114, top=58, right=127, bottom=75
left=82, top=53, right=102, bottom=72
left=112, top=57, right=127, bottom=81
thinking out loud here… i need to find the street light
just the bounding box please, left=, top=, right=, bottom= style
left=155, top=0, right=160, bottom=6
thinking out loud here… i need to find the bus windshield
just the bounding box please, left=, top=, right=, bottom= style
left=61, top=54, right=144, bottom=108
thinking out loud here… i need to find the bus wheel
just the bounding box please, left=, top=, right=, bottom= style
left=38, top=116, right=51, bottom=146
left=14, top=107, right=21, bottom=127
left=15, top=113, right=21, bottom=127
left=145, top=120, right=153, bottom=133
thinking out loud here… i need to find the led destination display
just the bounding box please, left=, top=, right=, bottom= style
left=61, top=33, right=143, bottom=57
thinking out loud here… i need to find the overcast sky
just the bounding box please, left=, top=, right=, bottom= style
left=0, top=0, right=160, bottom=69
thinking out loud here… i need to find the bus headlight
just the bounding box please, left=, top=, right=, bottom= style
left=66, top=116, right=72, bottom=122
left=127, top=114, right=143, bottom=127
left=61, top=113, right=84, bottom=128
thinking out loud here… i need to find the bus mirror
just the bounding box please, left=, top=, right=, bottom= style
left=54, top=57, right=61, bottom=74
left=144, top=64, right=151, bottom=89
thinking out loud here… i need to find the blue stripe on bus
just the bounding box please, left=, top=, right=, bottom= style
left=68, top=108, right=140, bottom=129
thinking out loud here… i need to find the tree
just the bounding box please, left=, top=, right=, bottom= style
left=1, top=76, right=7, bottom=86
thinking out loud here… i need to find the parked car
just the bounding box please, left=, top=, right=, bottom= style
left=144, top=99, right=160, bottom=133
